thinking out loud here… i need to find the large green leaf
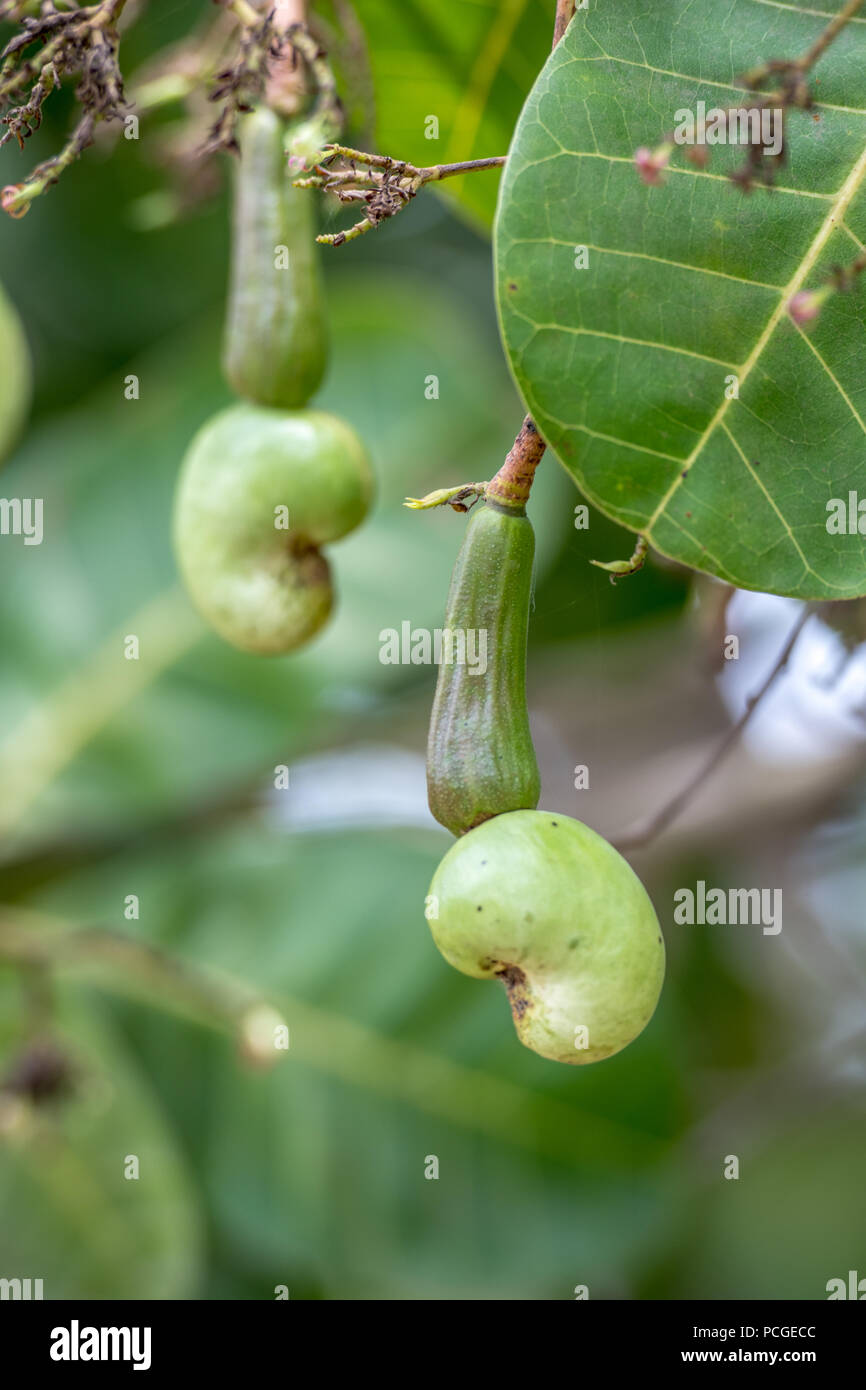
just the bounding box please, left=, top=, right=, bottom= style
left=354, top=0, right=552, bottom=229
left=495, top=3, right=866, bottom=597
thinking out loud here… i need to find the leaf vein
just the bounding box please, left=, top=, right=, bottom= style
left=645, top=141, right=866, bottom=535
left=508, top=236, right=786, bottom=289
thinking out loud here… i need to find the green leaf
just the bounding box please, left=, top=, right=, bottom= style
left=495, top=3, right=866, bottom=598
left=355, top=0, right=552, bottom=229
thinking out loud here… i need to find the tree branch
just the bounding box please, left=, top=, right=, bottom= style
left=0, top=904, right=288, bottom=1067
left=552, top=1, right=576, bottom=49
left=613, top=604, right=813, bottom=853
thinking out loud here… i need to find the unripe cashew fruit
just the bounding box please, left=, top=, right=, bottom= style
left=173, top=402, right=373, bottom=654
left=427, top=500, right=540, bottom=835
left=0, top=280, right=31, bottom=464
left=223, top=106, right=328, bottom=409
left=427, top=809, right=664, bottom=1064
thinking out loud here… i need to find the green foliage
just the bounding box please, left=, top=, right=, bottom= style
left=495, top=3, right=866, bottom=598
left=357, top=0, right=553, bottom=228
left=0, top=0, right=863, bottom=1303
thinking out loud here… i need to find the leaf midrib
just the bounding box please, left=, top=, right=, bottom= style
left=644, top=140, right=866, bottom=538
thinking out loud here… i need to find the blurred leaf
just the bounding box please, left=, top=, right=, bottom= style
left=25, top=822, right=689, bottom=1299
left=352, top=0, right=552, bottom=230
left=645, top=1105, right=866, bottom=1299
left=0, top=985, right=201, bottom=1298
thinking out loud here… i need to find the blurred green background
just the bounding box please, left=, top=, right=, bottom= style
left=0, top=0, right=865, bottom=1301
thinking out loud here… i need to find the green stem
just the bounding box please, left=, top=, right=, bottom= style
left=0, top=905, right=286, bottom=1066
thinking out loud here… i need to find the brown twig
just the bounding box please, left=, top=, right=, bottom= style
left=613, top=605, right=813, bottom=853
left=552, top=0, right=576, bottom=49
left=485, top=0, right=576, bottom=507
left=796, top=0, right=863, bottom=72
left=265, top=0, right=306, bottom=115
left=306, top=148, right=506, bottom=245
left=0, top=905, right=288, bottom=1067
left=638, top=0, right=866, bottom=194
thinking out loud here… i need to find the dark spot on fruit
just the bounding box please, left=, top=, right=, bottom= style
left=657, top=935, right=662, bottom=943
left=495, top=964, right=531, bottom=1021
left=551, top=820, right=558, bottom=827
left=568, top=936, right=580, bottom=949
left=477, top=905, right=483, bottom=912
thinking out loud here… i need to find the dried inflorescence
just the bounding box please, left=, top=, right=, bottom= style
left=0, top=1, right=342, bottom=217
left=203, top=9, right=283, bottom=157
left=0, top=0, right=128, bottom=213
left=633, top=1, right=864, bottom=195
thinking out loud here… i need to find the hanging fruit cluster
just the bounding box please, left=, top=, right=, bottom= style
left=420, top=456, right=665, bottom=1066
left=174, top=98, right=373, bottom=655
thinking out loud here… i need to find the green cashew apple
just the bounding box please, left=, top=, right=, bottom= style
left=0, top=280, right=31, bottom=464
left=173, top=401, right=373, bottom=654
left=427, top=809, right=664, bottom=1064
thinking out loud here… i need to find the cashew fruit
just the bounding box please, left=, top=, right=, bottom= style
left=427, top=500, right=540, bottom=835
left=223, top=106, right=328, bottom=409
left=0, top=280, right=31, bottom=464
left=427, top=809, right=664, bottom=1064
left=173, top=402, right=373, bottom=654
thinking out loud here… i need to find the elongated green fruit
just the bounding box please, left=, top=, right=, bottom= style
left=428, top=810, right=665, bottom=1064
left=427, top=500, right=540, bottom=835
left=0, top=280, right=31, bottom=464
left=223, top=106, right=328, bottom=409
left=173, top=402, right=373, bottom=655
